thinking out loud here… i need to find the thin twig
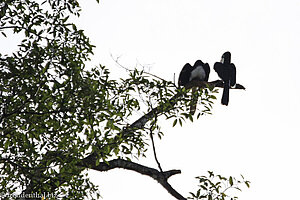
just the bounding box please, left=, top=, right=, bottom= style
left=149, top=114, right=163, bottom=173
left=110, top=53, right=175, bottom=85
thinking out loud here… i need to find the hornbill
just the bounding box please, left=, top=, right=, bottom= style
left=178, top=60, right=210, bottom=114
left=213, top=51, right=236, bottom=105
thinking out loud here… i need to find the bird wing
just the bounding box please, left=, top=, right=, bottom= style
left=203, top=63, right=210, bottom=81
left=213, top=62, right=226, bottom=80
left=178, top=63, right=193, bottom=86
left=229, top=63, right=236, bottom=86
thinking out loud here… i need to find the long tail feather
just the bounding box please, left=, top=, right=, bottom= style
left=221, top=81, right=230, bottom=106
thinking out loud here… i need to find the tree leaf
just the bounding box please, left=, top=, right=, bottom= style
left=229, top=176, right=233, bottom=186
left=172, top=119, right=177, bottom=127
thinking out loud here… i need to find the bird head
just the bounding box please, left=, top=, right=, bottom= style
left=221, top=51, right=231, bottom=64
left=194, top=60, right=204, bottom=67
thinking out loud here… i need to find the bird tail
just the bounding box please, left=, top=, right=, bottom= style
left=221, top=81, right=230, bottom=106
left=190, top=87, right=198, bottom=115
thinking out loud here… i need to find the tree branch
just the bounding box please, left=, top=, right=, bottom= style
left=80, top=158, right=186, bottom=200
left=123, top=79, right=245, bottom=135
left=111, top=54, right=172, bottom=84
left=149, top=115, right=163, bottom=172
left=18, top=79, right=245, bottom=199
left=185, top=79, right=246, bottom=90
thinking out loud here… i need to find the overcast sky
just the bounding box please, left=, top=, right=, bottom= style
left=2, top=0, right=300, bottom=200
left=78, top=0, right=300, bottom=199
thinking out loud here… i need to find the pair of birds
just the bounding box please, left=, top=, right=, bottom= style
left=178, top=51, right=236, bottom=110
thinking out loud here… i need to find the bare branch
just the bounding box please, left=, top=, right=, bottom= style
left=111, top=54, right=174, bottom=84
left=79, top=158, right=186, bottom=200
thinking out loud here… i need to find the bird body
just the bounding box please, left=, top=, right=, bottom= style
left=178, top=60, right=210, bottom=86
left=178, top=60, right=210, bottom=114
left=190, top=65, right=206, bottom=81
left=214, top=52, right=236, bottom=105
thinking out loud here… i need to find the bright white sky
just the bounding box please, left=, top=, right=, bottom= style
left=78, top=0, right=300, bottom=199
left=2, top=0, right=300, bottom=199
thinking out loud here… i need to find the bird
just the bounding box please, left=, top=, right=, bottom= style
left=178, top=60, right=210, bottom=86
left=178, top=60, right=210, bottom=114
left=213, top=51, right=236, bottom=106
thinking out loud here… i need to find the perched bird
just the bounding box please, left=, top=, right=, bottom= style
left=178, top=60, right=210, bottom=86
left=214, top=51, right=236, bottom=105
left=178, top=60, right=210, bottom=114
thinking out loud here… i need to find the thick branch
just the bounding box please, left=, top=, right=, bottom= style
left=80, top=158, right=186, bottom=200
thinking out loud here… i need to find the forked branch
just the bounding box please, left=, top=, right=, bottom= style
left=80, top=158, right=186, bottom=199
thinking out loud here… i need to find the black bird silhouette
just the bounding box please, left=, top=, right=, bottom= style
left=178, top=60, right=210, bottom=114
left=214, top=52, right=236, bottom=105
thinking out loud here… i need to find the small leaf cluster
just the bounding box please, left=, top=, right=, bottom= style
left=188, top=171, right=250, bottom=200
left=171, top=86, right=217, bottom=127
